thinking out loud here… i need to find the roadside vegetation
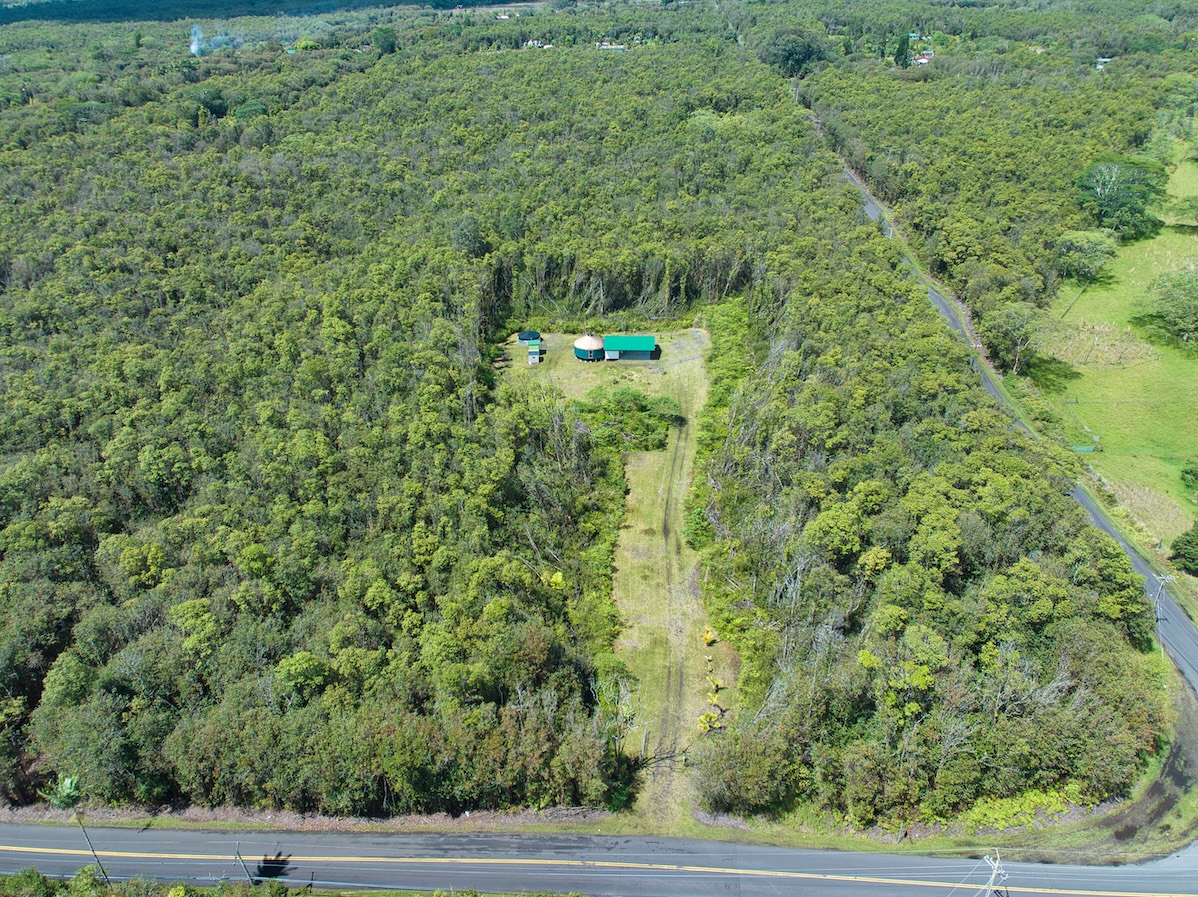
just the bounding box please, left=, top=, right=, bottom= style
left=0, top=0, right=1190, bottom=846
left=0, top=869, right=543, bottom=897
left=791, top=2, right=1198, bottom=610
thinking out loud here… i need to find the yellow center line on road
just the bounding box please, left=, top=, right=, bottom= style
left=0, top=843, right=1190, bottom=897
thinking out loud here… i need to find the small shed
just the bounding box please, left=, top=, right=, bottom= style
left=573, top=334, right=604, bottom=361
left=527, top=338, right=542, bottom=365
left=603, top=334, right=656, bottom=361
left=517, top=330, right=541, bottom=345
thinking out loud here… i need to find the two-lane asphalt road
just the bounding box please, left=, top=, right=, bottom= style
left=3, top=824, right=1198, bottom=896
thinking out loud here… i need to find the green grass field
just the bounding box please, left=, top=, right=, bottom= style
left=504, top=329, right=732, bottom=829
left=1166, top=154, right=1198, bottom=206
left=1037, top=163, right=1198, bottom=548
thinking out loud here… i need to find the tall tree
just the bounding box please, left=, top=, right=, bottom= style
left=757, top=28, right=829, bottom=78
left=1146, top=263, right=1198, bottom=342
left=1078, top=156, right=1167, bottom=239
left=981, top=302, right=1045, bottom=374
left=1055, top=230, right=1117, bottom=283
left=1173, top=523, right=1198, bottom=575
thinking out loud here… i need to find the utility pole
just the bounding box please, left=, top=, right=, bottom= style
left=978, top=851, right=1009, bottom=897
left=235, top=842, right=255, bottom=885
left=1155, top=574, right=1177, bottom=665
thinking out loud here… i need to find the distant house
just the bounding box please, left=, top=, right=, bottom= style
left=603, top=334, right=656, bottom=361
left=527, top=338, right=542, bottom=365
left=573, top=334, right=604, bottom=361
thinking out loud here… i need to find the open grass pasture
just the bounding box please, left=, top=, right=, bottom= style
left=1038, top=170, right=1198, bottom=546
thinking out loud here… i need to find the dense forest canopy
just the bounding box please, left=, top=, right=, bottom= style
left=0, top=0, right=1189, bottom=824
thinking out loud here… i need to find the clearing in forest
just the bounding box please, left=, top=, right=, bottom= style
left=504, top=329, right=731, bottom=826
left=1038, top=161, right=1198, bottom=552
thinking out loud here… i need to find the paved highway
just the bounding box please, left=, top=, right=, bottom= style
left=2, top=824, right=1198, bottom=896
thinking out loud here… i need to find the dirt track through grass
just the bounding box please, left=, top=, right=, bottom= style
left=506, top=329, right=726, bottom=826
left=612, top=329, right=724, bottom=825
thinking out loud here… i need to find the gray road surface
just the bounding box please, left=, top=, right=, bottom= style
left=3, top=824, right=1198, bottom=896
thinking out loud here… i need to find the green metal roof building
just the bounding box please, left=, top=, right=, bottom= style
left=603, top=334, right=656, bottom=360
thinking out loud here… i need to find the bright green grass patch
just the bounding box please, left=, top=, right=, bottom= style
left=1038, top=185, right=1198, bottom=544
left=1164, top=158, right=1198, bottom=216
left=958, top=788, right=1080, bottom=835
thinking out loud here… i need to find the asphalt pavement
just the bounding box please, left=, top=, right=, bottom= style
left=3, top=824, right=1198, bottom=896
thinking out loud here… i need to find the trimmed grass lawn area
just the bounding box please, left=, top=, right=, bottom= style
left=1039, top=165, right=1198, bottom=546
left=504, top=329, right=729, bottom=828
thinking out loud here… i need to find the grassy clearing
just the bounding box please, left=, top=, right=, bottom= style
left=1164, top=156, right=1198, bottom=217
left=505, top=329, right=731, bottom=830
left=1035, top=166, right=1198, bottom=548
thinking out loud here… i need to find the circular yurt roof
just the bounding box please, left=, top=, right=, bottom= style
left=574, top=334, right=604, bottom=351
left=518, top=330, right=541, bottom=341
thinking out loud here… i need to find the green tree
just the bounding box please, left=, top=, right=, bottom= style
left=373, top=27, right=397, bottom=55
left=450, top=214, right=486, bottom=258
left=1173, top=522, right=1198, bottom=575
left=1181, top=459, right=1198, bottom=490
left=0, top=867, right=59, bottom=897
left=980, top=302, right=1045, bottom=374
left=1078, top=156, right=1167, bottom=239
left=1055, top=230, right=1117, bottom=282
left=894, top=32, right=911, bottom=68
left=757, top=28, right=828, bottom=78
left=1146, top=263, right=1198, bottom=342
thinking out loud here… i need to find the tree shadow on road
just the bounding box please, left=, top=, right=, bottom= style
left=255, top=851, right=294, bottom=880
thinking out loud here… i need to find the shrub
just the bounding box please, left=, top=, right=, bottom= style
left=1172, top=522, right=1198, bottom=575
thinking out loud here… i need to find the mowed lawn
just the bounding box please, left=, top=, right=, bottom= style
left=504, top=329, right=729, bottom=826
left=1040, top=162, right=1198, bottom=544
